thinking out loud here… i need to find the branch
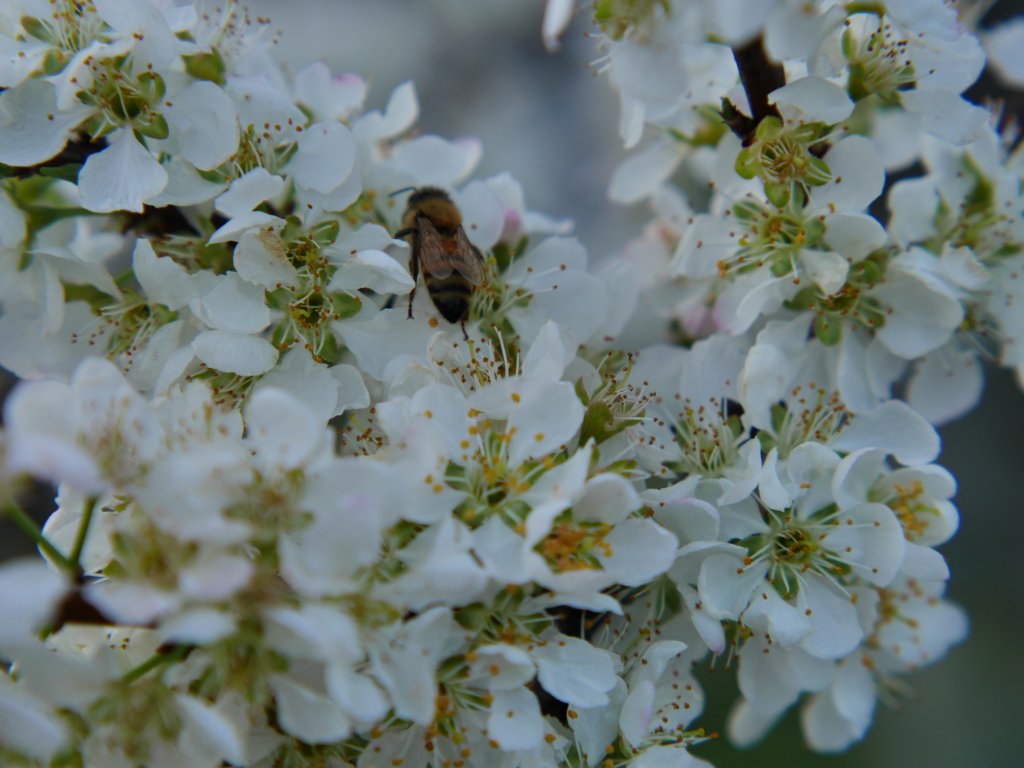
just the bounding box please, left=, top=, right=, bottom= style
left=728, top=36, right=786, bottom=142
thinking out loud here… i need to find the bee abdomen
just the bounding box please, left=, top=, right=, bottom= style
left=425, top=276, right=472, bottom=323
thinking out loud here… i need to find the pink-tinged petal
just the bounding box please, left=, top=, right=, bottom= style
left=78, top=130, right=168, bottom=213
left=0, top=80, right=90, bottom=166
left=294, top=63, right=367, bottom=121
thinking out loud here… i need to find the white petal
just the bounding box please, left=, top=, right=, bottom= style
left=797, top=574, right=862, bottom=659
left=330, top=249, right=413, bottom=294
left=0, top=80, right=90, bottom=166
left=599, top=518, right=678, bottom=586
left=812, top=137, right=885, bottom=213
left=389, top=134, right=481, bottom=187
left=823, top=503, right=905, bottom=586
left=466, top=645, right=536, bottom=691
left=234, top=230, right=300, bottom=290
left=901, top=90, right=988, bottom=146
left=160, top=608, right=236, bottom=644
left=353, top=81, right=418, bottom=143
left=831, top=399, right=939, bottom=465
left=986, top=18, right=1024, bottom=87
left=176, top=694, right=247, bottom=765
left=906, top=346, right=983, bottom=426
left=608, top=139, right=683, bottom=204
left=574, top=474, right=642, bottom=525
left=887, top=177, right=940, bottom=244
left=803, top=249, right=849, bottom=296
left=542, top=0, right=575, bottom=51
left=288, top=121, right=356, bottom=194
left=78, top=130, right=168, bottom=213
left=620, top=679, right=656, bottom=748
left=507, top=381, right=584, bottom=465
left=770, top=76, right=854, bottom=125
left=215, top=168, right=286, bottom=218
left=191, top=330, right=278, bottom=375
left=164, top=81, right=239, bottom=171
left=533, top=635, right=617, bottom=707
left=823, top=213, right=887, bottom=261
left=246, top=388, right=324, bottom=469
left=0, top=679, right=68, bottom=762
left=570, top=679, right=626, bottom=768
left=270, top=675, right=351, bottom=744
left=132, top=238, right=194, bottom=310
left=452, top=180, right=504, bottom=252
left=698, top=555, right=765, bottom=621
left=198, top=273, right=271, bottom=333
left=872, top=271, right=963, bottom=359
left=488, top=688, right=545, bottom=751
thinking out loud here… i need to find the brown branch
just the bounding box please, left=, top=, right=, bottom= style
left=728, top=36, right=787, bottom=142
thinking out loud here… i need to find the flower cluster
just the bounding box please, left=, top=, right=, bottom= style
left=0, top=0, right=1013, bottom=765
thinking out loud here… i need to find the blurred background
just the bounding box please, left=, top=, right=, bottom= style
left=2, top=1, right=1022, bottom=766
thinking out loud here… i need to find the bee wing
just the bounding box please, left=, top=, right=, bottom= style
left=454, top=227, right=485, bottom=286
left=416, top=217, right=485, bottom=285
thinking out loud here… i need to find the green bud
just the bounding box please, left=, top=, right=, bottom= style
left=814, top=314, right=842, bottom=346
left=331, top=292, right=362, bottom=320
left=20, top=16, right=52, bottom=44
left=137, top=71, right=166, bottom=103
left=136, top=113, right=169, bottom=140
left=764, top=181, right=791, bottom=209
left=41, top=48, right=68, bottom=76
left=182, top=49, right=226, bottom=85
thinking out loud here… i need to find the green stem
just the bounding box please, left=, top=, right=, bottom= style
left=6, top=501, right=76, bottom=574
left=122, top=644, right=190, bottom=684
left=69, top=496, right=97, bottom=570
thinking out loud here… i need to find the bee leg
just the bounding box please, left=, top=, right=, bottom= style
left=460, top=319, right=469, bottom=341
left=407, top=250, right=419, bottom=320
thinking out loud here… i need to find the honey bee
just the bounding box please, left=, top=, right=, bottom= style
left=395, top=187, right=484, bottom=338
